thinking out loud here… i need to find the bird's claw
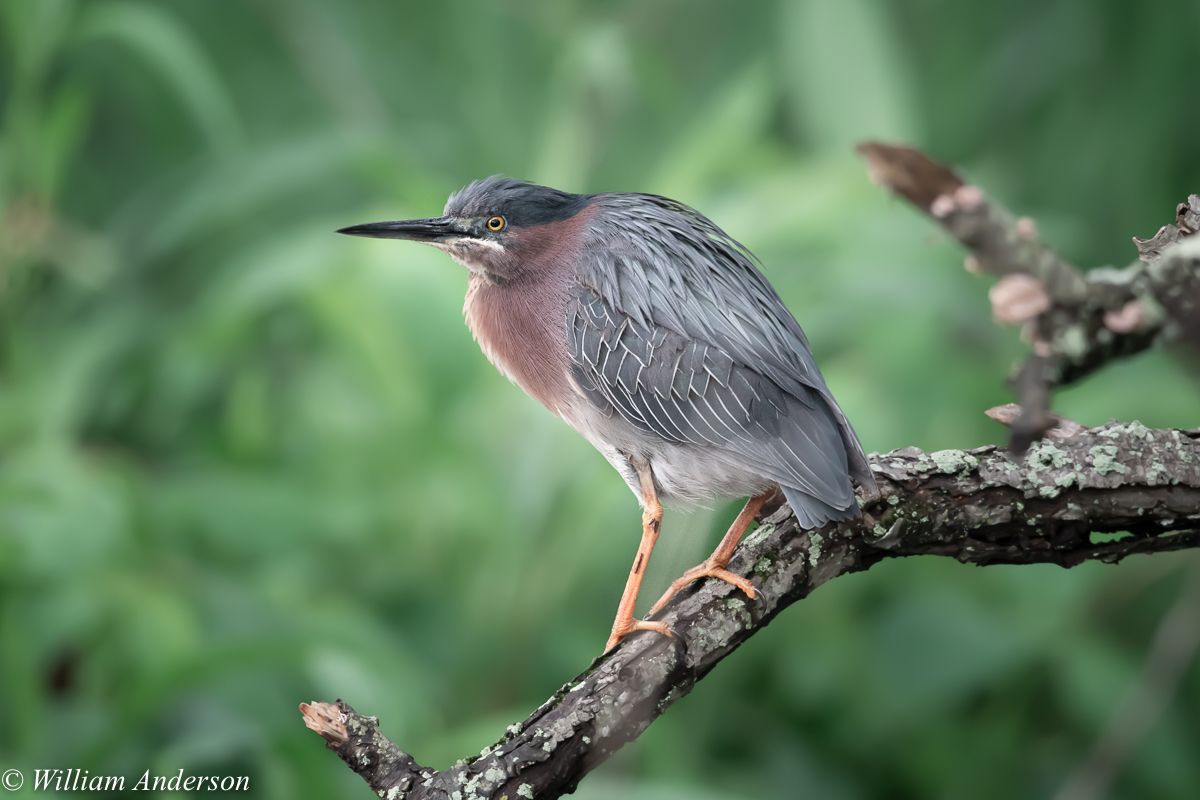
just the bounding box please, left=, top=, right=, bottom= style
left=647, top=566, right=756, bottom=617
left=604, top=618, right=674, bottom=654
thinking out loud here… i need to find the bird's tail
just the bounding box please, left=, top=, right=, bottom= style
left=780, top=486, right=860, bottom=531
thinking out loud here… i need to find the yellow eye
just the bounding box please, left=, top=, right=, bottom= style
left=486, top=216, right=505, bottom=232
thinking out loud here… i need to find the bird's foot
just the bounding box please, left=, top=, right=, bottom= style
left=604, top=617, right=673, bottom=654
left=647, top=563, right=756, bottom=617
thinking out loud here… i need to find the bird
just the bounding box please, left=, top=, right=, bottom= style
left=338, top=177, right=876, bottom=653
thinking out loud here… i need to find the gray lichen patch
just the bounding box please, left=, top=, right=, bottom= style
left=808, top=531, right=824, bottom=567
left=1090, top=445, right=1126, bottom=475
left=930, top=449, right=979, bottom=476
left=1025, top=440, right=1072, bottom=471
left=1098, top=420, right=1150, bottom=441
left=742, top=523, right=775, bottom=549
left=687, top=601, right=751, bottom=662
left=1053, top=323, right=1088, bottom=359
left=1125, top=420, right=1151, bottom=440
left=707, top=597, right=753, bottom=641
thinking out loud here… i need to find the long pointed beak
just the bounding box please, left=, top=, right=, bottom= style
left=336, top=216, right=465, bottom=242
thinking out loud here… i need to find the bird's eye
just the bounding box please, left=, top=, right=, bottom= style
left=486, top=216, right=505, bottom=232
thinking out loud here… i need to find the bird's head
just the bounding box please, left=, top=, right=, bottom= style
left=337, top=177, right=595, bottom=284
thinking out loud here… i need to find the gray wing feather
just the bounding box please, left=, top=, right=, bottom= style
left=569, top=288, right=859, bottom=507
left=570, top=193, right=876, bottom=509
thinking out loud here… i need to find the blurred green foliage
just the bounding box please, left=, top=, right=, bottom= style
left=1, top=1, right=1198, bottom=798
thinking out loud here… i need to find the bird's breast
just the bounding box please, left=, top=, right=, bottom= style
left=463, top=275, right=575, bottom=415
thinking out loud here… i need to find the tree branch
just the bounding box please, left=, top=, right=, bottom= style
left=303, top=421, right=1200, bottom=800
left=857, top=142, right=1200, bottom=451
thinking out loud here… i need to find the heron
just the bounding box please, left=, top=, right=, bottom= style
left=338, top=177, right=875, bottom=652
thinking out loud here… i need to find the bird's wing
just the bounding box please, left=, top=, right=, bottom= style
left=574, top=193, right=875, bottom=492
left=568, top=286, right=857, bottom=508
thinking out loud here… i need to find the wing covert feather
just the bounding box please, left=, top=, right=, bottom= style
left=568, top=287, right=857, bottom=506
left=575, top=193, right=875, bottom=492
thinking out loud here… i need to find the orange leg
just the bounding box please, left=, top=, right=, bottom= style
left=647, top=489, right=772, bottom=617
left=604, top=465, right=673, bottom=653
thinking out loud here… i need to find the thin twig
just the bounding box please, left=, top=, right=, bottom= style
left=857, top=142, right=1200, bottom=453
left=857, top=142, right=1087, bottom=301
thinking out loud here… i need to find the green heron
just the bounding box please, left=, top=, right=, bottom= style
left=338, top=178, right=875, bottom=652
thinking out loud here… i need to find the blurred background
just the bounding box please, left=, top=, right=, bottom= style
left=2, top=0, right=1199, bottom=798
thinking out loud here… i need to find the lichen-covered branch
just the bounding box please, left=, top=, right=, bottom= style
left=302, top=421, right=1200, bottom=800
left=857, top=142, right=1200, bottom=450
